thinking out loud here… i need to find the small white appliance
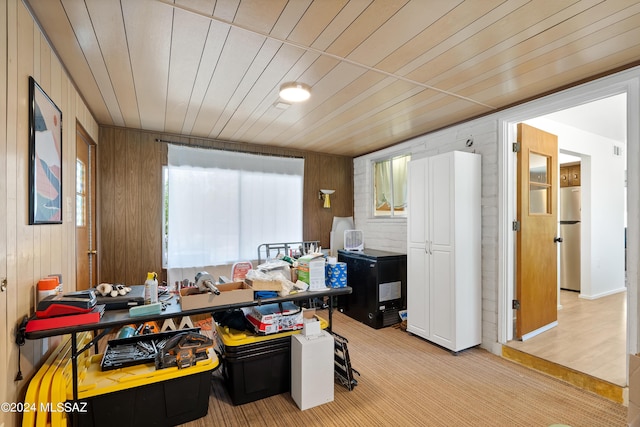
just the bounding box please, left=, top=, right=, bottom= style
left=330, top=216, right=355, bottom=254
left=344, top=230, right=364, bottom=251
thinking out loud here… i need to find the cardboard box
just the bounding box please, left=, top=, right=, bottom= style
left=244, top=278, right=282, bottom=291
left=297, top=255, right=326, bottom=291
left=243, top=302, right=303, bottom=334
left=180, top=281, right=253, bottom=310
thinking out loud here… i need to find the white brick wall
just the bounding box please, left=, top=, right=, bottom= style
left=353, top=115, right=501, bottom=353
left=353, top=65, right=640, bottom=357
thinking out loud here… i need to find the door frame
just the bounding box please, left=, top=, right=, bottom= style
left=497, top=69, right=640, bottom=371
left=75, top=122, right=98, bottom=289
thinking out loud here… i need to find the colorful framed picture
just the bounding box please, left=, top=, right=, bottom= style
left=29, top=76, right=63, bottom=224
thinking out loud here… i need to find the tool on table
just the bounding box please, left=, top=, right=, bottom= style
left=195, top=271, right=220, bottom=295
left=155, top=331, right=213, bottom=370
left=36, top=290, right=97, bottom=318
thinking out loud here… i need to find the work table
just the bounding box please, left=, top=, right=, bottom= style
left=23, top=286, right=352, bottom=403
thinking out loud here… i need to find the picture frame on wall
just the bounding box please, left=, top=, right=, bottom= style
left=28, top=76, right=63, bottom=224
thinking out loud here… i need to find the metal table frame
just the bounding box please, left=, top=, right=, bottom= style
left=257, top=241, right=320, bottom=264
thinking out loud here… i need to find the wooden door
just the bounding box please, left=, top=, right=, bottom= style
left=515, top=123, right=559, bottom=339
left=569, top=164, right=581, bottom=186
left=76, top=125, right=97, bottom=290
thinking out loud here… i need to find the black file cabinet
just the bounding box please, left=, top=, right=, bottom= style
left=337, top=249, right=407, bottom=329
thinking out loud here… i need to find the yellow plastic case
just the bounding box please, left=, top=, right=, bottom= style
left=76, top=350, right=219, bottom=399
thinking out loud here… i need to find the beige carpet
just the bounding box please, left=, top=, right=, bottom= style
left=182, top=311, right=627, bottom=427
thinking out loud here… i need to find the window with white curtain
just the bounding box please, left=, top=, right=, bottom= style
left=164, top=144, right=304, bottom=268
left=373, top=154, right=410, bottom=217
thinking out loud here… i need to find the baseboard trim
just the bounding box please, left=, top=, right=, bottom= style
left=520, top=321, right=558, bottom=341
left=579, top=287, right=627, bottom=300
left=501, top=345, right=625, bottom=404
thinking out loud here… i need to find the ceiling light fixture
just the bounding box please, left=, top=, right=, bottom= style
left=279, top=82, right=311, bottom=103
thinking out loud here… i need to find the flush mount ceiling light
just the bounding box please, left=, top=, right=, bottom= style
left=279, top=82, right=311, bottom=103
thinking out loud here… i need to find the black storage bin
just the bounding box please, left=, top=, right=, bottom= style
left=75, top=368, right=212, bottom=427
left=221, top=335, right=291, bottom=405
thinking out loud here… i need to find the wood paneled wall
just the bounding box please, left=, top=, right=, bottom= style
left=98, top=126, right=353, bottom=285
left=1, top=1, right=99, bottom=424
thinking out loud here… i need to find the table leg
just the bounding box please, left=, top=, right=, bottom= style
left=71, top=332, right=78, bottom=401
left=328, top=295, right=333, bottom=332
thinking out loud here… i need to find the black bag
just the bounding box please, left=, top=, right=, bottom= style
left=213, top=309, right=252, bottom=331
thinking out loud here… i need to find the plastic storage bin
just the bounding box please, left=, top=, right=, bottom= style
left=217, top=316, right=328, bottom=405
left=72, top=352, right=219, bottom=427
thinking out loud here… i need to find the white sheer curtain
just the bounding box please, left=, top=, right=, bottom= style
left=167, top=144, right=304, bottom=268
left=392, top=155, right=410, bottom=210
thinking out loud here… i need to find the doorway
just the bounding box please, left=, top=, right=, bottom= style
left=498, top=80, right=636, bottom=389
left=75, top=123, right=97, bottom=290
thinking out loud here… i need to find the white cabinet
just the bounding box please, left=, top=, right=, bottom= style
left=406, top=151, right=481, bottom=353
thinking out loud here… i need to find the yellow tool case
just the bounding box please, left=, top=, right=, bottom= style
left=72, top=351, right=219, bottom=427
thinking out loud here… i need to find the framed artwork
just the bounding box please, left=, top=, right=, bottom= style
left=29, top=76, right=63, bottom=224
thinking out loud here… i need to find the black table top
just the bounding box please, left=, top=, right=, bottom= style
left=24, top=286, right=352, bottom=340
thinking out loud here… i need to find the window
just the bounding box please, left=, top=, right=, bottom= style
left=373, top=154, right=411, bottom=217
left=529, top=152, right=550, bottom=215
left=164, top=145, right=304, bottom=268
left=76, top=159, right=86, bottom=226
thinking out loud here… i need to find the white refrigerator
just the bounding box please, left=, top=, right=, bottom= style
left=560, top=187, right=581, bottom=291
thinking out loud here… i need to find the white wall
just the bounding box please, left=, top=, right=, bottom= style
left=353, top=118, right=501, bottom=350
left=354, top=67, right=640, bottom=355
left=524, top=117, right=626, bottom=299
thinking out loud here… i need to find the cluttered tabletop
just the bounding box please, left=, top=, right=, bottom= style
left=23, top=247, right=352, bottom=340
left=23, top=281, right=351, bottom=340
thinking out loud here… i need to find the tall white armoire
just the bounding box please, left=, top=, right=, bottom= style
left=406, top=150, right=481, bottom=353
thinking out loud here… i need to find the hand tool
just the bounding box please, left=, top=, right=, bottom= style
left=195, top=272, right=220, bottom=295
left=155, top=331, right=213, bottom=369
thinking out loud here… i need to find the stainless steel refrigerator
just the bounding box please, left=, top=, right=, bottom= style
left=560, top=187, right=581, bottom=291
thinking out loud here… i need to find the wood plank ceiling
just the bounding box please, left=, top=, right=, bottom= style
left=25, top=0, right=640, bottom=157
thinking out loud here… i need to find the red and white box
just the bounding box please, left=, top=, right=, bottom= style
left=243, top=302, right=303, bottom=335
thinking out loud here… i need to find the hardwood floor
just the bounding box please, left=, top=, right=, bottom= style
left=506, top=289, right=627, bottom=387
